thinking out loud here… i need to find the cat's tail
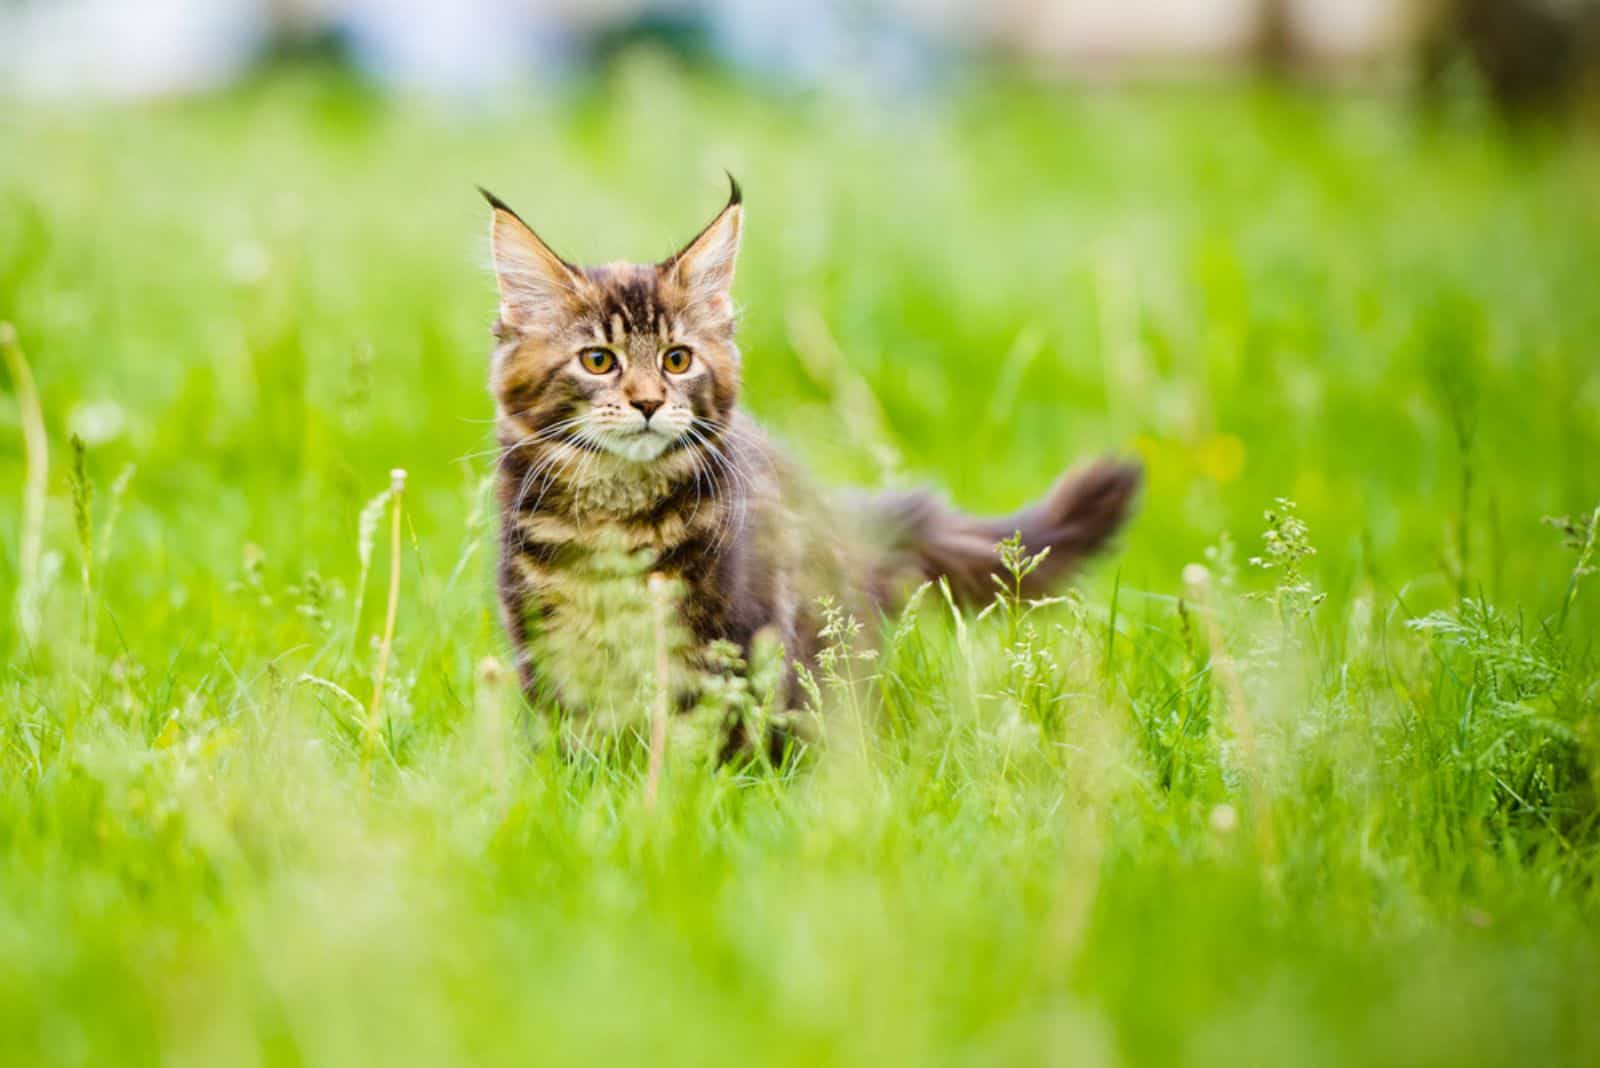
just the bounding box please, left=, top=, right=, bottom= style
left=861, top=458, right=1142, bottom=607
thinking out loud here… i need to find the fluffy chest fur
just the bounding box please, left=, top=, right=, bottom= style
left=511, top=538, right=674, bottom=715
left=497, top=443, right=745, bottom=712
left=565, top=461, right=679, bottom=517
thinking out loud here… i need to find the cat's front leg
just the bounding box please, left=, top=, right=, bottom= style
left=496, top=551, right=553, bottom=709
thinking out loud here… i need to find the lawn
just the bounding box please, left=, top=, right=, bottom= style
left=2, top=66, right=1599, bottom=1066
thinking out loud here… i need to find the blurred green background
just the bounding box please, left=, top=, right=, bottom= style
left=3, top=10, right=1600, bottom=1065
left=4, top=66, right=1597, bottom=627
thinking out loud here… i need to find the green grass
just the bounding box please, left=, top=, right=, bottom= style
left=3, top=66, right=1600, bottom=1066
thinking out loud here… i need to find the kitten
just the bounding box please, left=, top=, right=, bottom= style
left=483, top=178, right=1140, bottom=734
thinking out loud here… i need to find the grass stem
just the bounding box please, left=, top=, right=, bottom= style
left=1, top=323, right=48, bottom=642
left=365, top=468, right=406, bottom=775
left=1557, top=503, right=1599, bottom=631
left=646, top=571, right=671, bottom=808
left=1182, top=562, right=1280, bottom=879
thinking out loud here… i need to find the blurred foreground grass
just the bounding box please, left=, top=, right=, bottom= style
left=2, top=67, right=1600, bottom=1066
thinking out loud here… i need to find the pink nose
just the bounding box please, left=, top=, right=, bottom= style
left=631, top=398, right=663, bottom=419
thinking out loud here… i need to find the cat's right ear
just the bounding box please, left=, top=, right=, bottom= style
left=481, top=187, right=585, bottom=330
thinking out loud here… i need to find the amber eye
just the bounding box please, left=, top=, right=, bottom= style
left=662, top=347, right=693, bottom=374
left=578, top=348, right=616, bottom=375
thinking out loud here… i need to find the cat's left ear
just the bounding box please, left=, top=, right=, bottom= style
left=481, top=186, right=586, bottom=330
left=667, top=175, right=743, bottom=313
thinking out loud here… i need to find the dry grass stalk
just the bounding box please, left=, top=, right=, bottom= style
left=1, top=323, right=48, bottom=641
left=475, top=655, right=512, bottom=803
left=645, top=571, right=672, bottom=808
left=365, top=468, right=407, bottom=773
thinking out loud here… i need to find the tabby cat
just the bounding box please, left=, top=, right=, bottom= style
left=484, top=178, right=1140, bottom=732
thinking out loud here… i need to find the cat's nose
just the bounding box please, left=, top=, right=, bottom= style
left=630, top=398, right=663, bottom=421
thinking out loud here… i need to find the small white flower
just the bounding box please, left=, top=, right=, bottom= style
left=226, top=240, right=271, bottom=284
left=67, top=399, right=127, bottom=445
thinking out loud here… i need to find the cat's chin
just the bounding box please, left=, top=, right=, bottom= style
left=600, top=430, right=677, bottom=464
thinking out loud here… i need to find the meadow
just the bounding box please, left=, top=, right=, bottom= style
left=2, top=65, right=1599, bottom=1065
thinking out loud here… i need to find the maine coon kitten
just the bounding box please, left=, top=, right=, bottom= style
left=484, top=179, right=1140, bottom=734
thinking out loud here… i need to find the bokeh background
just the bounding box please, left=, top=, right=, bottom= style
left=3, top=0, right=1597, bottom=608
left=3, top=3, right=1600, bottom=1067
left=4, top=1, right=1600, bottom=103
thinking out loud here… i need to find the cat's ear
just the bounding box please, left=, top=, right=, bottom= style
left=667, top=175, right=743, bottom=313
left=481, top=187, right=585, bottom=329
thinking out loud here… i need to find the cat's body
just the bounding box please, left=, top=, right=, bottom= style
left=497, top=405, right=853, bottom=708
left=485, top=180, right=1139, bottom=728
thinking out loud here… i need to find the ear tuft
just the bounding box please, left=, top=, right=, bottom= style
left=478, top=185, right=515, bottom=214
left=482, top=187, right=585, bottom=328
left=669, top=182, right=744, bottom=311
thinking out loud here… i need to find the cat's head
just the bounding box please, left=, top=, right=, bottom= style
left=484, top=179, right=742, bottom=463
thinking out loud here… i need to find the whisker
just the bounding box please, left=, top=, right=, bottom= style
left=512, top=424, right=592, bottom=518
left=684, top=423, right=753, bottom=555
left=469, top=414, right=590, bottom=468
left=482, top=414, right=597, bottom=486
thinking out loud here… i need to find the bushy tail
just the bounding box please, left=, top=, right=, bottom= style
left=863, top=458, right=1142, bottom=606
